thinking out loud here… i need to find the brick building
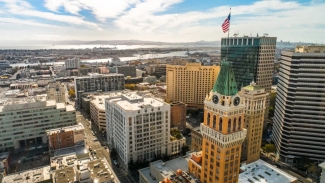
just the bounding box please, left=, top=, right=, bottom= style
left=170, top=102, right=187, bottom=131
left=47, top=124, right=85, bottom=151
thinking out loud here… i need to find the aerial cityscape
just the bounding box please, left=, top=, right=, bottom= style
left=0, top=0, right=325, bottom=183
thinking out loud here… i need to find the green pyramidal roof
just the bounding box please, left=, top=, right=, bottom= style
left=212, top=61, right=238, bottom=96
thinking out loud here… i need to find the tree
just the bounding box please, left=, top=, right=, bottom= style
left=125, top=84, right=136, bottom=90
left=262, top=144, right=276, bottom=155
left=175, top=133, right=183, bottom=140
left=68, top=89, right=76, bottom=98
left=181, top=145, right=190, bottom=155
left=268, top=106, right=275, bottom=118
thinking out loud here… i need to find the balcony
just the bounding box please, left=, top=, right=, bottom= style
left=200, top=124, right=247, bottom=147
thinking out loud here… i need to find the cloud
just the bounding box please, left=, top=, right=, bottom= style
left=44, top=0, right=139, bottom=22
left=0, top=17, right=57, bottom=27
left=0, top=0, right=103, bottom=30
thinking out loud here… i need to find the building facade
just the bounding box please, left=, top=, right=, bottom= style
left=0, top=95, right=76, bottom=151
left=166, top=62, right=220, bottom=108
left=47, top=124, right=84, bottom=150
left=170, top=102, right=187, bottom=131
left=221, top=36, right=276, bottom=122
left=65, top=58, right=80, bottom=70
left=74, top=73, right=124, bottom=107
left=89, top=93, right=122, bottom=132
left=105, top=93, right=185, bottom=166
left=116, top=66, right=136, bottom=77
left=190, top=127, right=202, bottom=152
left=188, top=61, right=247, bottom=183
left=239, top=81, right=268, bottom=164
left=273, top=45, right=325, bottom=162
left=46, top=82, right=66, bottom=103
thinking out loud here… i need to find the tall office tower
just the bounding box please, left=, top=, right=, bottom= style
left=46, top=82, right=66, bottom=103
left=0, top=95, right=76, bottom=152
left=65, top=58, right=80, bottom=70
left=166, top=62, right=220, bottom=108
left=188, top=61, right=247, bottom=183
left=221, top=36, right=276, bottom=123
left=74, top=73, right=124, bottom=107
left=240, top=81, right=268, bottom=164
left=105, top=93, right=186, bottom=167
left=273, top=45, right=325, bottom=162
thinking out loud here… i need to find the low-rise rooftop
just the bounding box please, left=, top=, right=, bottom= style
left=2, top=166, right=51, bottom=183
left=46, top=124, right=84, bottom=136
left=115, top=93, right=167, bottom=111
left=239, top=159, right=297, bottom=183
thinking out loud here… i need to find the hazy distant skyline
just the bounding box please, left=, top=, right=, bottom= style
left=0, top=0, right=324, bottom=44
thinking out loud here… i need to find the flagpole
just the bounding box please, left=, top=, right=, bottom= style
left=226, top=7, right=231, bottom=62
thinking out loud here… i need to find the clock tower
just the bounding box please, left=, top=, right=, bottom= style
left=189, top=61, right=247, bottom=183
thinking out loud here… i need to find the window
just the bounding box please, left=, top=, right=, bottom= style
left=228, top=119, right=231, bottom=132
left=233, top=118, right=237, bottom=131
left=213, top=115, right=216, bottom=128
left=219, top=117, right=223, bottom=131
left=238, top=117, right=242, bottom=130
left=207, top=113, right=210, bottom=125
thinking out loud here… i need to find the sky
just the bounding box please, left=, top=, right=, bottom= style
left=0, top=0, right=324, bottom=44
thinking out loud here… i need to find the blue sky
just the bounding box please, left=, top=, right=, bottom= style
left=0, top=0, right=324, bottom=44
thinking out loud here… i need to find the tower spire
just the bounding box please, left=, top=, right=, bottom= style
left=212, top=61, right=238, bottom=95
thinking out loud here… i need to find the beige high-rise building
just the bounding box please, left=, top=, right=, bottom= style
left=240, top=81, right=268, bottom=164
left=46, top=82, right=66, bottom=103
left=166, top=62, right=220, bottom=108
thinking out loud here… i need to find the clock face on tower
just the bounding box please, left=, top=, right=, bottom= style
left=212, top=95, right=219, bottom=104
left=233, top=97, right=240, bottom=106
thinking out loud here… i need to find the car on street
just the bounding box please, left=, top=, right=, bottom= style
left=37, top=145, right=42, bottom=149
left=29, top=147, right=35, bottom=150
left=93, top=138, right=98, bottom=141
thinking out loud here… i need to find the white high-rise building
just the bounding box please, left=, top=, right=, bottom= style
left=65, top=58, right=80, bottom=70
left=46, top=82, right=66, bottom=103
left=273, top=45, right=325, bottom=162
left=105, top=93, right=185, bottom=166
left=0, top=95, right=76, bottom=151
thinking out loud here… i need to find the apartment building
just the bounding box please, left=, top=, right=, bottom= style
left=46, top=81, right=66, bottom=103
left=65, top=58, right=80, bottom=70
left=273, top=45, right=325, bottom=162
left=166, top=62, right=220, bottom=108
left=0, top=95, right=76, bottom=151
left=221, top=36, right=276, bottom=123
left=240, top=81, right=268, bottom=164
left=74, top=73, right=124, bottom=106
left=89, top=93, right=122, bottom=132
left=170, top=102, right=187, bottom=131
left=46, top=124, right=84, bottom=151
left=105, top=93, right=185, bottom=166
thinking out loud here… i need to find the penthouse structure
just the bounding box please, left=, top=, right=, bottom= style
left=74, top=73, right=124, bottom=107
left=105, top=93, right=185, bottom=166
left=0, top=95, right=76, bottom=151
left=273, top=45, right=325, bottom=162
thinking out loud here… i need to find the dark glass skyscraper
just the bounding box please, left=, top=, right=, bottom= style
left=221, top=36, right=277, bottom=125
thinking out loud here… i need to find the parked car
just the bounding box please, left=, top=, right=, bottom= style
left=113, top=160, right=118, bottom=165
left=29, top=147, right=35, bottom=150
left=37, top=145, right=42, bottom=149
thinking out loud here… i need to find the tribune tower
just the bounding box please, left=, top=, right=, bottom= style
left=189, top=61, right=247, bottom=183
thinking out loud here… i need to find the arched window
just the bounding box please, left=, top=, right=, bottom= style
left=238, top=116, right=242, bottom=130
left=207, top=113, right=210, bottom=125
left=228, top=119, right=231, bottom=132
left=213, top=115, right=216, bottom=128
left=219, top=117, right=223, bottom=131
left=233, top=118, right=237, bottom=131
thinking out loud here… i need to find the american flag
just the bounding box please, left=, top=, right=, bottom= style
left=222, top=13, right=231, bottom=33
